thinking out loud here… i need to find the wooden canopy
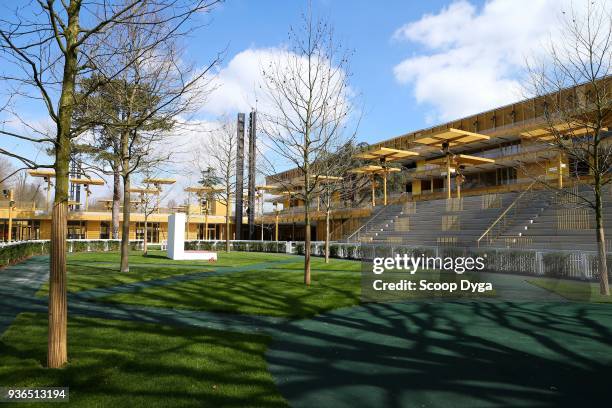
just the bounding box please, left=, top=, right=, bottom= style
left=143, top=178, right=176, bottom=185
left=129, top=187, right=159, bottom=194
left=349, top=165, right=401, bottom=175
left=415, top=128, right=490, bottom=148
left=70, top=178, right=105, bottom=186
left=28, top=169, right=56, bottom=178
left=427, top=154, right=495, bottom=167
left=256, top=185, right=279, bottom=191
left=185, top=186, right=224, bottom=194
left=520, top=122, right=607, bottom=141
left=355, top=147, right=418, bottom=162
left=282, top=175, right=344, bottom=187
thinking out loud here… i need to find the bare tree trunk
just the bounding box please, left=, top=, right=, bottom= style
left=112, top=162, right=121, bottom=239
left=595, top=183, right=609, bottom=295
left=49, top=161, right=69, bottom=369
left=48, top=4, right=81, bottom=368
left=304, top=198, right=311, bottom=286
left=120, top=173, right=130, bottom=272
left=143, top=217, right=148, bottom=256
left=325, top=208, right=330, bottom=263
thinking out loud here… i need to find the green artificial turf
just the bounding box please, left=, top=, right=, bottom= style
left=0, top=313, right=287, bottom=407
left=37, top=250, right=294, bottom=296
left=528, top=278, right=612, bottom=303
left=100, top=265, right=362, bottom=318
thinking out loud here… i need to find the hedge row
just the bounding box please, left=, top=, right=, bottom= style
left=2, top=239, right=609, bottom=281
left=0, top=239, right=146, bottom=269
left=0, top=241, right=49, bottom=267
left=185, top=240, right=288, bottom=253
left=294, top=242, right=361, bottom=260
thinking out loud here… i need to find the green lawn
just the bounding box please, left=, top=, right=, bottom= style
left=100, top=256, right=363, bottom=318
left=528, top=278, right=612, bottom=303
left=64, top=250, right=294, bottom=266
left=0, top=313, right=287, bottom=407
left=37, top=250, right=295, bottom=296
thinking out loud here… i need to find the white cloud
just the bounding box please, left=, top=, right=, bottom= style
left=392, top=0, right=573, bottom=122
left=201, top=46, right=355, bottom=173
left=203, top=47, right=285, bottom=116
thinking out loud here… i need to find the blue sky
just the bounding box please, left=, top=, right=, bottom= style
left=1, top=0, right=598, bottom=198
left=190, top=0, right=458, bottom=144
left=186, top=0, right=574, bottom=144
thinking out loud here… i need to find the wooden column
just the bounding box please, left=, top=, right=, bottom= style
left=275, top=203, right=279, bottom=241
left=204, top=200, right=209, bottom=240
left=84, top=186, right=90, bottom=211
left=446, top=155, right=452, bottom=199
left=383, top=170, right=388, bottom=206
left=558, top=152, right=563, bottom=189
left=156, top=190, right=161, bottom=214
left=260, top=193, right=264, bottom=241
left=7, top=190, right=14, bottom=242
left=430, top=177, right=434, bottom=193
left=46, top=178, right=51, bottom=213
left=370, top=175, right=376, bottom=207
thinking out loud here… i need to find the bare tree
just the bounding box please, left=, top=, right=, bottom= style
left=195, top=118, right=237, bottom=252
left=316, top=142, right=366, bottom=263
left=76, top=4, right=220, bottom=273
left=261, top=11, right=355, bottom=285
left=135, top=170, right=173, bottom=256
left=0, top=0, right=219, bottom=368
left=526, top=1, right=611, bottom=295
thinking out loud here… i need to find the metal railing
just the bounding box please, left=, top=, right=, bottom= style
left=345, top=205, right=394, bottom=242
left=477, top=180, right=537, bottom=247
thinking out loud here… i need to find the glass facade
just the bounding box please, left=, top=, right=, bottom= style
left=0, top=220, right=41, bottom=242
left=198, top=224, right=217, bottom=240
left=136, top=222, right=160, bottom=243
left=100, top=221, right=111, bottom=239
left=67, top=221, right=87, bottom=239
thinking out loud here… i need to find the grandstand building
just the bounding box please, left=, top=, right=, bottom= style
left=1, top=80, right=610, bottom=251
left=263, top=81, right=611, bottom=251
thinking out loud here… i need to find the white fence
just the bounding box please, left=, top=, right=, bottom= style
left=1, top=239, right=608, bottom=281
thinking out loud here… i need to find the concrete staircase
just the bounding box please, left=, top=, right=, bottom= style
left=345, top=204, right=404, bottom=242
left=494, top=187, right=612, bottom=251
left=362, top=193, right=519, bottom=247
left=345, top=185, right=611, bottom=252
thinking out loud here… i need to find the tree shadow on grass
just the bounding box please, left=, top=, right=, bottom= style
left=0, top=313, right=288, bottom=407
left=266, top=300, right=612, bottom=408
left=95, top=269, right=362, bottom=319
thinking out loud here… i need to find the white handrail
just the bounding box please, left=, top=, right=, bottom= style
left=345, top=205, right=392, bottom=242
left=477, top=180, right=537, bottom=246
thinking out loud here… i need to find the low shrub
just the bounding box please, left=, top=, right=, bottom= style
left=0, top=241, right=48, bottom=268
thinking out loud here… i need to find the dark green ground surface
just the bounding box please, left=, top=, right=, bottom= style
left=267, top=300, right=612, bottom=407
left=1, top=254, right=611, bottom=407
left=528, top=278, right=612, bottom=303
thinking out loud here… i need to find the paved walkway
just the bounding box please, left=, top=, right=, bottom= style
left=1, top=257, right=611, bottom=407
